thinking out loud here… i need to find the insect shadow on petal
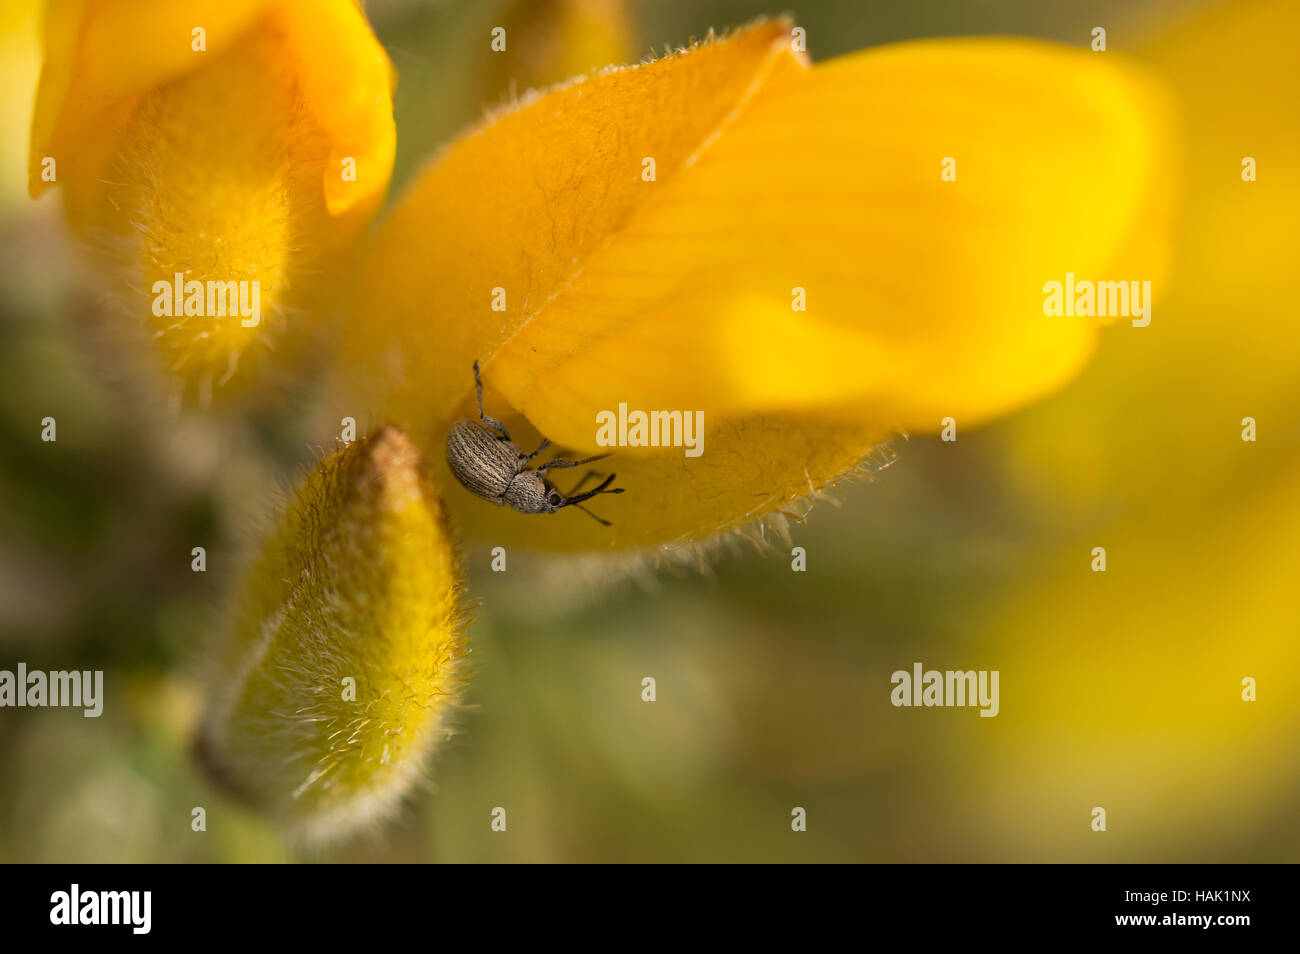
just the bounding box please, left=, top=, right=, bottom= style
left=445, top=360, right=626, bottom=525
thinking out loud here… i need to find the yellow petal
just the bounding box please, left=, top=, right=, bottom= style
left=437, top=407, right=895, bottom=551
left=343, top=20, right=1169, bottom=550
left=277, top=0, right=397, bottom=220
left=29, top=0, right=271, bottom=201
left=197, top=426, right=465, bottom=842
left=29, top=0, right=395, bottom=398
left=1001, top=0, right=1299, bottom=518
left=30, top=0, right=393, bottom=216
left=0, top=0, right=44, bottom=214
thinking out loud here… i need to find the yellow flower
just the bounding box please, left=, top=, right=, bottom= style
left=29, top=0, right=395, bottom=400
left=339, top=18, right=1171, bottom=552
left=196, top=426, right=465, bottom=842
left=944, top=0, right=1300, bottom=855
left=30, top=5, right=1175, bottom=840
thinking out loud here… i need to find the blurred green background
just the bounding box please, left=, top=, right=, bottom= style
left=2, top=0, right=1297, bottom=862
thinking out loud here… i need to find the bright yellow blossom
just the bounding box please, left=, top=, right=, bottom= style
left=341, top=18, right=1171, bottom=552
left=27, top=3, right=1178, bottom=841
left=29, top=0, right=395, bottom=400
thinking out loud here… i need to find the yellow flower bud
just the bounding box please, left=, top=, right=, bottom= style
left=197, top=426, right=465, bottom=842
left=29, top=0, right=396, bottom=401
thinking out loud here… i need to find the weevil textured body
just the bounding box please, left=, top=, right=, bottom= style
left=445, top=361, right=626, bottom=525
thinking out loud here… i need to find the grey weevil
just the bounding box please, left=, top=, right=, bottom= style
left=445, top=361, right=626, bottom=525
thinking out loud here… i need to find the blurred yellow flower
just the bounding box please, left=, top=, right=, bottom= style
left=340, top=18, right=1171, bottom=552
left=0, top=0, right=42, bottom=214
left=486, top=0, right=636, bottom=94
left=952, top=0, right=1300, bottom=859
left=196, top=426, right=465, bottom=843
left=29, top=0, right=396, bottom=400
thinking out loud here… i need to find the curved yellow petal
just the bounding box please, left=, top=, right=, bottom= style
left=29, top=0, right=395, bottom=399
left=278, top=0, right=396, bottom=219
left=29, top=0, right=270, bottom=199
left=343, top=21, right=1170, bottom=550
left=197, top=426, right=465, bottom=842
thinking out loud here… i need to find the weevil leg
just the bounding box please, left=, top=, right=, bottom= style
left=572, top=504, right=612, bottom=527
left=472, top=360, right=512, bottom=440
left=564, top=470, right=605, bottom=496
left=539, top=452, right=611, bottom=472
left=523, top=437, right=552, bottom=461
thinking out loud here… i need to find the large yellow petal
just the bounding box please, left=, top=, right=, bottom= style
left=29, top=0, right=271, bottom=203
left=342, top=20, right=1170, bottom=551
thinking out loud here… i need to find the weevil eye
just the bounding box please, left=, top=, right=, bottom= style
left=547, top=492, right=562, bottom=508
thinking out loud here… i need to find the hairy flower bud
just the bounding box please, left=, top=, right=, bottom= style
left=197, top=426, right=465, bottom=842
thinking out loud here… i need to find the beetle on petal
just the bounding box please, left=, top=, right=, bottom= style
left=446, top=362, right=626, bottom=525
